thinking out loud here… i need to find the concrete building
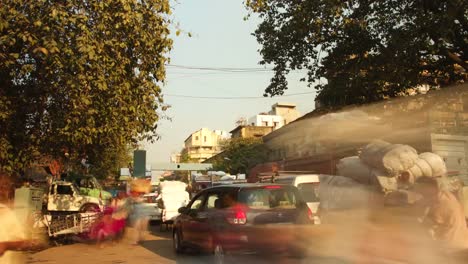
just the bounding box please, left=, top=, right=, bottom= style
left=230, top=125, right=274, bottom=139
left=170, top=153, right=181, bottom=163
left=269, top=103, right=301, bottom=125
left=248, top=114, right=284, bottom=129
left=183, top=128, right=230, bottom=163
left=247, top=103, right=301, bottom=131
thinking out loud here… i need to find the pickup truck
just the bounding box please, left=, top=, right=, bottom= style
left=68, top=175, right=112, bottom=202
left=47, top=181, right=104, bottom=214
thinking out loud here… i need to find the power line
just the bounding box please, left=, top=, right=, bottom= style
left=166, top=64, right=274, bottom=72
left=164, top=91, right=315, bottom=100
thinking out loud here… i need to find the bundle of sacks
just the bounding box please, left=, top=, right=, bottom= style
left=318, top=175, right=378, bottom=210
left=336, top=140, right=447, bottom=197
left=159, top=181, right=190, bottom=222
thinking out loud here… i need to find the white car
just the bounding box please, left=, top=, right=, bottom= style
left=273, top=174, right=321, bottom=224
left=133, top=192, right=162, bottom=222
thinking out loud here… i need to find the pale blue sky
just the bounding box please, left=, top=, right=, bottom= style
left=143, top=0, right=317, bottom=163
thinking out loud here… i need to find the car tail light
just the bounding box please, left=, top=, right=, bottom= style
left=227, top=208, right=247, bottom=225
left=264, top=185, right=281, bottom=189
left=307, top=208, right=314, bottom=222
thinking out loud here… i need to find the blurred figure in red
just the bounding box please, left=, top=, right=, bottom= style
left=89, top=191, right=129, bottom=246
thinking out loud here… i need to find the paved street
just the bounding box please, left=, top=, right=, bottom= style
left=28, top=224, right=346, bottom=264
left=27, top=225, right=287, bottom=264
left=27, top=209, right=468, bottom=264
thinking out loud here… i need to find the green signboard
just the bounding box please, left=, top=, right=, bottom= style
left=133, top=150, right=146, bottom=178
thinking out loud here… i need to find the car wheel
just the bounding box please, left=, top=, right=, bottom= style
left=173, top=230, right=184, bottom=254
left=289, top=245, right=307, bottom=259
left=213, top=243, right=225, bottom=264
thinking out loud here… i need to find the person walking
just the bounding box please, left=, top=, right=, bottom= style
left=0, top=172, right=39, bottom=264
left=415, top=176, right=468, bottom=249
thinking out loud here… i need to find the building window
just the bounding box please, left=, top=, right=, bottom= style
left=204, top=136, right=207, bottom=143
left=262, top=121, right=268, bottom=126
left=273, top=121, right=279, bottom=127
left=195, top=136, right=199, bottom=140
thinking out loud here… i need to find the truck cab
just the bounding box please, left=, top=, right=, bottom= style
left=68, top=175, right=112, bottom=203
left=47, top=181, right=103, bottom=214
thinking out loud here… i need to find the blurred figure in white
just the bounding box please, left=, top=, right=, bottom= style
left=128, top=179, right=150, bottom=245
left=157, top=181, right=190, bottom=231
left=0, top=172, right=37, bottom=264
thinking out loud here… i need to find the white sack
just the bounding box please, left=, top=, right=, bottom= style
left=359, top=140, right=391, bottom=168
left=407, top=158, right=433, bottom=179
left=419, top=152, right=447, bottom=177
left=336, top=156, right=397, bottom=192
left=318, top=175, right=377, bottom=210
left=159, top=181, right=189, bottom=222
left=406, top=152, right=447, bottom=182
left=160, top=181, right=187, bottom=192
left=360, top=141, right=418, bottom=176
left=336, top=156, right=373, bottom=184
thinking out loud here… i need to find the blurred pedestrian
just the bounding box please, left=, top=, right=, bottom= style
left=0, top=172, right=39, bottom=263
left=111, top=192, right=129, bottom=241
left=415, top=176, right=468, bottom=249
left=128, top=179, right=150, bottom=245
left=129, top=192, right=148, bottom=245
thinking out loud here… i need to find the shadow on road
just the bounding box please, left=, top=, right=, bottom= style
left=140, top=239, right=175, bottom=261
left=140, top=238, right=214, bottom=264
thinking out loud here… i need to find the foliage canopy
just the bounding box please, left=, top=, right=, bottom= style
left=246, top=0, right=467, bottom=107
left=212, top=137, right=269, bottom=174
left=0, top=0, right=172, bottom=174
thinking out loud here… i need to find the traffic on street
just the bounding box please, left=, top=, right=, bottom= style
left=1, top=0, right=467, bottom=264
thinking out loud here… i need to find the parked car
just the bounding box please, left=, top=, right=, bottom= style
left=273, top=174, right=321, bottom=224
left=173, top=183, right=314, bottom=263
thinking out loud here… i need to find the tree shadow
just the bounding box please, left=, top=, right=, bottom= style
left=139, top=239, right=213, bottom=264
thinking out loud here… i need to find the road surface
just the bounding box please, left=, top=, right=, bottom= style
left=28, top=209, right=468, bottom=264
left=28, top=224, right=345, bottom=264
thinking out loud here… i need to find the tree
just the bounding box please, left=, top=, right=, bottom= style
left=86, top=143, right=134, bottom=179
left=0, top=0, right=172, bottom=173
left=179, top=150, right=193, bottom=163
left=246, top=0, right=467, bottom=108
left=212, top=138, right=269, bottom=174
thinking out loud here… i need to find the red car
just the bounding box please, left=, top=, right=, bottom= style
left=173, top=183, right=314, bottom=263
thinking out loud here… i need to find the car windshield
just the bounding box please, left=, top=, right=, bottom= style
left=71, top=183, right=80, bottom=195
left=239, top=187, right=298, bottom=209
left=297, top=183, right=320, bottom=202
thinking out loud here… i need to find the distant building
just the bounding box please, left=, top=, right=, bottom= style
left=248, top=103, right=301, bottom=131
left=269, top=103, right=301, bottom=125
left=230, top=125, right=274, bottom=139
left=248, top=114, right=284, bottom=130
left=170, top=153, right=181, bottom=163
left=183, top=128, right=230, bottom=163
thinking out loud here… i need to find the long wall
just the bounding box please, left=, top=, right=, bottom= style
left=253, top=84, right=468, bottom=179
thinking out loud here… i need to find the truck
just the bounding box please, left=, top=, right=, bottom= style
left=67, top=175, right=112, bottom=203
left=47, top=181, right=104, bottom=214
